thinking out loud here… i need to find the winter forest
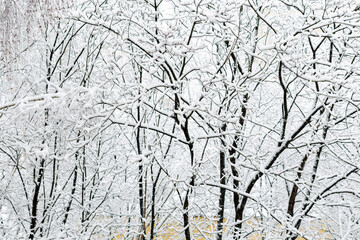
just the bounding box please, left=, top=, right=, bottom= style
left=1, top=0, right=360, bottom=239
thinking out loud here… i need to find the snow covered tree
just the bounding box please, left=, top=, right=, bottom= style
left=1, top=0, right=360, bottom=239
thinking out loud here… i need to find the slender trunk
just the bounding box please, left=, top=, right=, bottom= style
left=29, top=158, right=45, bottom=239
left=136, top=67, right=146, bottom=240
left=64, top=130, right=82, bottom=225
left=216, top=123, right=227, bottom=240
left=232, top=94, right=248, bottom=239
left=137, top=134, right=145, bottom=240
left=63, top=165, right=78, bottom=225
left=181, top=118, right=194, bottom=240
left=287, top=154, right=309, bottom=218
left=81, top=146, right=87, bottom=225
left=183, top=191, right=191, bottom=240
left=39, top=134, right=59, bottom=236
